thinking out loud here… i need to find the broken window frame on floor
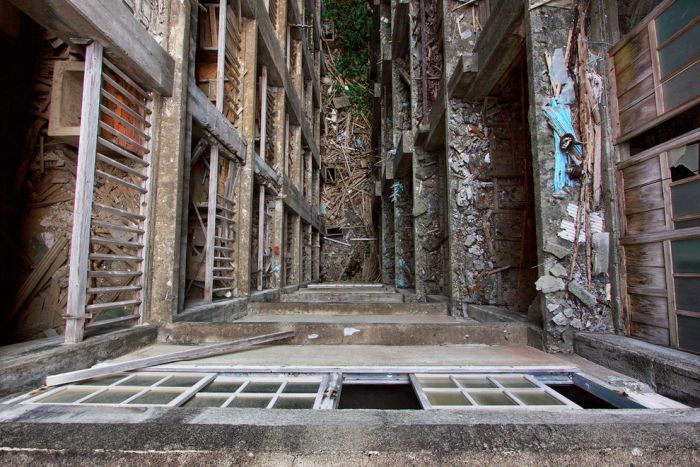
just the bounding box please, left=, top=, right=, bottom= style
left=8, top=368, right=684, bottom=411
left=64, top=42, right=156, bottom=344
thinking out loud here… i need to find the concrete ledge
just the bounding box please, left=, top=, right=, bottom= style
left=175, top=298, right=248, bottom=323
left=0, top=405, right=698, bottom=464
left=160, top=321, right=527, bottom=345
left=0, top=326, right=157, bottom=398
left=574, top=332, right=700, bottom=407
left=249, top=289, right=281, bottom=303
left=467, top=304, right=528, bottom=323
left=247, top=302, right=448, bottom=315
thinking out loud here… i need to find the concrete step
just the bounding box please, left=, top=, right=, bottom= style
left=297, top=287, right=396, bottom=294
left=248, top=302, right=448, bottom=315
left=306, top=282, right=386, bottom=289
left=281, top=292, right=405, bottom=303
left=162, top=319, right=528, bottom=346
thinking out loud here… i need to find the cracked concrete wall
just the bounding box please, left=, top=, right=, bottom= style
left=146, top=0, right=190, bottom=324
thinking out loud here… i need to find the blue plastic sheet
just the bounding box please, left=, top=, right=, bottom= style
left=543, top=98, right=582, bottom=192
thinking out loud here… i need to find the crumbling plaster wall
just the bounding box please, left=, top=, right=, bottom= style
left=525, top=4, right=615, bottom=352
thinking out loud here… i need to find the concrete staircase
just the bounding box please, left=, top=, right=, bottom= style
left=163, top=283, right=530, bottom=346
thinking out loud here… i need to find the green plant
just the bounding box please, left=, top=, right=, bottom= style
left=322, top=0, right=372, bottom=115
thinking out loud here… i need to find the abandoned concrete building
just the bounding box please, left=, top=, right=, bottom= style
left=1, top=0, right=700, bottom=463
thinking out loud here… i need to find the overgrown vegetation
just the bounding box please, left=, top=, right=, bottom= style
left=322, top=0, right=372, bottom=115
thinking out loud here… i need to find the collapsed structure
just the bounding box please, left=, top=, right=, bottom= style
left=0, top=0, right=699, bottom=463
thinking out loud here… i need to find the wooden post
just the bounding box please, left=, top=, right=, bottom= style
left=65, top=42, right=103, bottom=344
left=257, top=184, right=265, bottom=290
left=204, top=145, right=220, bottom=302
left=260, top=66, right=268, bottom=159
left=216, top=0, right=227, bottom=112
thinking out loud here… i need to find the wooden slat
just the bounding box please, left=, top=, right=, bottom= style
left=86, top=299, right=142, bottom=311
left=45, top=331, right=296, bottom=386
left=101, top=73, right=151, bottom=113
left=93, top=203, right=145, bottom=221
left=98, top=137, right=149, bottom=166
left=65, top=42, right=103, bottom=344
left=631, top=322, right=670, bottom=346
left=102, top=57, right=151, bottom=99
left=97, top=153, right=148, bottom=179
left=99, top=104, right=150, bottom=140
left=629, top=293, right=670, bottom=328
left=98, top=121, right=150, bottom=155
left=617, top=75, right=655, bottom=113
left=626, top=208, right=667, bottom=235
left=621, top=156, right=661, bottom=190
left=204, top=145, right=220, bottom=302
left=87, top=285, right=142, bottom=294
left=619, top=93, right=657, bottom=136
left=95, top=169, right=147, bottom=194
left=627, top=265, right=667, bottom=289
left=624, top=242, right=664, bottom=267
left=613, top=29, right=651, bottom=76
left=84, top=313, right=141, bottom=329
left=90, top=237, right=143, bottom=249
left=92, top=220, right=145, bottom=234
left=88, top=270, right=142, bottom=278
left=89, top=253, right=143, bottom=262
left=621, top=226, right=700, bottom=245
left=100, top=90, right=150, bottom=127
left=624, top=181, right=664, bottom=214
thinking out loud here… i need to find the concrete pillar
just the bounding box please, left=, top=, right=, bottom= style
left=234, top=17, right=259, bottom=297
left=146, top=0, right=190, bottom=324
left=525, top=4, right=576, bottom=351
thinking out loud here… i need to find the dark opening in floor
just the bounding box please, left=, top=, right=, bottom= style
left=548, top=384, right=616, bottom=409
left=338, top=384, right=422, bottom=410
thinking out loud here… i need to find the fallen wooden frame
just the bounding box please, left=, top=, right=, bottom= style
left=45, top=330, right=295, bottom=386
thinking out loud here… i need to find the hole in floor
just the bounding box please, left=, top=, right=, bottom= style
left=547, top=384, right=616, bottom=409
left=338, top=384, right=421, bottom=410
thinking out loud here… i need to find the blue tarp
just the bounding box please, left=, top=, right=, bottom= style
left=543, top=98, right=582, bottom=192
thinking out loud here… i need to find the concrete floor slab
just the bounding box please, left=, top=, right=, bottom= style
left=103, top=343, right=577, bottom=371
left=236, top=314, right=470, bottom=324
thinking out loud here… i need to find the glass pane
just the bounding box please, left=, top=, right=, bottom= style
left=128, top=390, right=181, bottom=405
left=38, top=388, right=95, bottom=403
left=511, top=391, right=565, bottom=406
left=469, top=392, right=518, bottom=406
left=455, top=377, right=496, bottom=389
left=80, top=375, right=128, bottom=386
left=274, top=397, right=315, bottom=409
left=675, top=277, right=700, bottom=312
left=656, top=0, right=700, bottom=44
left=416, top=377, right=457, bottom=389
left=241, top=382, right=281, bottom=393
left=426, top=391, right=470, bottom=406
left=283, top=382, right=320, bottom=394
left=84, top=389, right=140, bottom=404
left=201, top=380, right=243, bottom=393
left=116, top=375, right=164, bottom=387
left=676, top=218, right=700, bottom=228
left=662, top=60, right=700, bottom=110
left=493, top=376, right=538, bottom=388
left=678, top=315, right=700, bottom=353
left=161, top=376, right=204, bottom=387
left=183, top=395, right=228, bottom=408
left=668, top=143, right=699, bottom=182
left=229, top=397, right=272, bottom=408
left=659, top=20, right=700, bottom=78
left=671, top=179, right=700, bottom=218
left=672, top=238, right=700, bottom=273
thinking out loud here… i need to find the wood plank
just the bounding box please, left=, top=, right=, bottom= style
left=629, top=293, right=670, bottom=328
left=65, top=42, right=103, bottom=344
left=631, top=321, right=670, bottom=346
left=621, top=155, right=661, bottom=190
left=624, top=181, right=664, bottom=214
left=619, top=93, right=657, bottom=136
left=45, top=331, right=295, bottom=386
left=9, top=0, right=173, bottom=95
left=627, top=264, right=667, bottom=289
left=617, top=75, right=654, bottom=112
left=621, top=226, right=700, bottom=245
left=626, top=208, right=667, bottom=235
left=613, top=29, right=650, bottom=76
left=623, top=242, right=664, bottom=267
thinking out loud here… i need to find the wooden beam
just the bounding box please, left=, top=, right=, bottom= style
left=391, top=0, right=410, bottom=59
left=457, top=0, right=524, bottom=100
left=283, top=176, right=324, bottom=232
left=216, top=0, right=228, bottom=112
left=394, top=131, right=414, bottom=178
left=65, top=42, right=103, bottom=344
left=188, top=83, right=247, bottom=162
left=9, top=0, right=174, bottom=96
left=447, top=53, right=479, bottom=98
left=46, top=331, right=295, bottom=386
